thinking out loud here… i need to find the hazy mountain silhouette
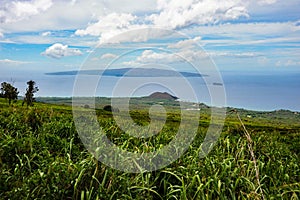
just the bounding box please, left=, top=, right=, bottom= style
left=147, top=92, right=179, bottom=100
left=46, top=68, right=205, bottom=77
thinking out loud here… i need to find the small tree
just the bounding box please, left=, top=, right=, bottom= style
left=0, top=82, right=19, bottom=105
left=23, top=80, right=39, bottom=107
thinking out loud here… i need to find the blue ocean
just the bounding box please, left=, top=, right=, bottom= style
left=1, top=70, right=300, bottom=111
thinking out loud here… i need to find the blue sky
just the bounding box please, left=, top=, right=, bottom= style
left=0, top=0, right=300, bottom=75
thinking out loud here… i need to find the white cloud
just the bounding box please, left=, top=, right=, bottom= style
left=137, top=50, right=179, bottom=63
left=123, top=50, right=179, bottom=66
left=75, top=13, right=171, bottom=44
left=124, top=48, right=208, bottom=66
left=123, top=48, right=264, bottom=67
left=224, top=6, right=248, bottom=20
left=247, top=0, right=299, bottom=23
left=41, top=43, right=83, bottom=59
left=210, top=52, right=262, bottom=58
left=41, top=31, right=51, bottom=36
left=276, top=60, right=300, bottom=67
left=2, top=30, right=98, bottom=46
left=148, top=0, right=249, bottom=29
left=184, top=21, right=300, bottom=47
left=71, top=20, right=300, bottom=47
left=257, top=0, right=277, bottom=5
left=99, top=28, right=173, bottom=44
left=75, top=12, right=140, bottom=44
left=257, top=56, right=269, bottom=65
left=73, top=0, right=253, bottom=44
left=75, top=13, right=137, bottom=37
left=4, top=34, right=55, bottom=45
left=100, top=53, right=118, bottom=59
left=168, top=37, right=201, bottom=49
left=0, top=0, right=105, bottom=33
left=100, top=0, right=157, bottom=13
left=0, top=0, right=157, bottom=34
left=70, top=0, right=77, bottom=6
left=0, top=59, right=29, bottom=65
left=177, top=49, right=208, bottom=61
left=75, top=13, right=177, bottom=44
left=0, top=0, right=53, bottom=23
left=0, top=0, right=298, bottom=53
left=0, top=31, right=3, bottom=38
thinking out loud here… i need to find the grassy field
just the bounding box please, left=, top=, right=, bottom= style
left=0, top=98, right=299, bottom=199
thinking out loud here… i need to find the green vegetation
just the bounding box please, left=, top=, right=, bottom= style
left=23, top=80, right=39, bottom=107
left=0, top=98, right=299, bottom=199
left=0, top=82, right=19, bottom=105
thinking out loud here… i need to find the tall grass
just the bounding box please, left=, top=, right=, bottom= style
left=0, top=99, right=299, bottom=199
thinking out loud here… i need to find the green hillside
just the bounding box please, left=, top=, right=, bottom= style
left=0, top=98, right=299, bottom=199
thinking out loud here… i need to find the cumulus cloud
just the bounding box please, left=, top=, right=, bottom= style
left=0, top=0, right=53, bottom=23
left=148, top=0, right=249, bottom=29
left=134, top=38, right=209, bottom=63
left=75, top=13, right=136, bottom=37
left=74, top=0, right=252, bottom=44
left=123, top=50, right=179, bottom=66
left=124, top=48, right=263, bottom=67
left=41, top=43, right=83, bottom=59
left=137, top=50, right=180, bottom=63
left=75, top=13, right=176, bottom=44
left=0, top=0, right=106, bottom=33
left=75, top=12, right=146, bottom=44
left=124, top=48, right=208, bottom=66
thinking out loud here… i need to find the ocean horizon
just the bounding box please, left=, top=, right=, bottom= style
left=1, top=70, right=300, bottom=112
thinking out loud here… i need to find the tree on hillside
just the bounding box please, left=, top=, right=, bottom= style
left=23, top=80, right=39, bottom=107
left=0, top=82, right=19, bottom=105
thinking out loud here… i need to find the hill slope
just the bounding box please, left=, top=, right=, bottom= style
left=148, top=92, right=179, bottom=100
left=0, top=98, right=299, bottom=199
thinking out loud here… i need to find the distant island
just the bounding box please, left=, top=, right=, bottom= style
left=45, top=68, right=206, bottom=77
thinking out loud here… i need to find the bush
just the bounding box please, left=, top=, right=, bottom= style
left=103, top=105, right=119, bottom=112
